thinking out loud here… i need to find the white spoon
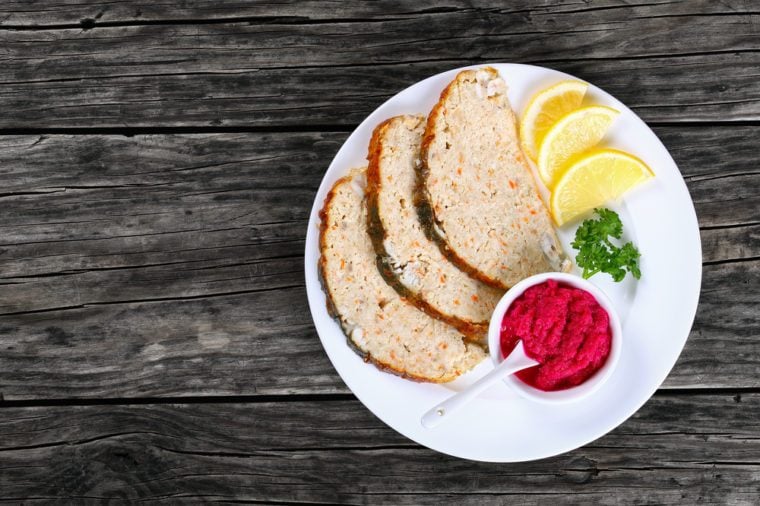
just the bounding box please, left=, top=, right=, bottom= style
left=421, top=341, right=538, bottom=429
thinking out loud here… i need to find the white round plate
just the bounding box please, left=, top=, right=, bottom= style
left=304, top=63, right=701, bottom=462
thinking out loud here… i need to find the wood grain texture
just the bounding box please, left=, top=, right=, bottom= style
left=0, top=129, right=757, bottom=399
left=0, top=133, right=344, bottom=398
left=0, top=2, right=758, bottom=127
left=4, top=0, right=756, bottom=26
left=1, top=394, right=759, bottom=503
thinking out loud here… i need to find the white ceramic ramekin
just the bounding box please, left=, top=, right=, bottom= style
left=487, top=272, right=623, bottom=403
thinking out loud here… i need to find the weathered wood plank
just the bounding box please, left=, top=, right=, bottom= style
left=0, top=130, right=757, bottom=398
left=0, top=287, right=346, bottom=398
left=0, top=3, right=758, bottom=127
left=0, top=133, right=343, bottom=398
left=0, top=394, right=758, bottom=503
left=0, top=133, right=331, bottom=314
left=2, top=55, right=758, bottom=129
left=2, top=0, right=753, bottom=26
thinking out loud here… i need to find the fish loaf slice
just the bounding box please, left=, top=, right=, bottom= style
left=319, top=168, right=485, bottom=382
left=418, top=67, right=566, bottom=290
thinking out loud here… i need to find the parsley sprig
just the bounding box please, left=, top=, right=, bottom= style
left=571, top=208, right=641, bottom=282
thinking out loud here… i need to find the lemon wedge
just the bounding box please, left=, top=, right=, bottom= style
left=538, top=105, right=619, bottom=188
left=519, top=80, right=588, bottom=162
left=551, top=149, right=654, bottom=226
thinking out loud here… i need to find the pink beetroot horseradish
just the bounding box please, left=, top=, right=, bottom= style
left=500, top=279, right=613, bottom=391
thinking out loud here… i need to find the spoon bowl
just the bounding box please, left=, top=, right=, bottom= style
left=420, top=341, right=537, bottom=429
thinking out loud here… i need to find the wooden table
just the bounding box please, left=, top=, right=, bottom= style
left=1, top=2, right=758, bottom=503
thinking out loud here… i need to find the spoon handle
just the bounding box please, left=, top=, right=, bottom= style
left=421, top=341, right=537, bottom=429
